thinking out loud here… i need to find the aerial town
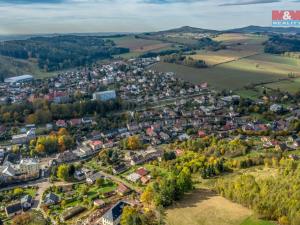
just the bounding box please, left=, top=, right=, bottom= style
left=1, top=55, right=300, bottom=225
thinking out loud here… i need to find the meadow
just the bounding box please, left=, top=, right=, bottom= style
left=165, top=188, right=275, bottom=225
left=151, top=53, right=300, bottom=90
left=166, top=166, right=278, bottom=225
left=261, top=78, right=300, bottom=94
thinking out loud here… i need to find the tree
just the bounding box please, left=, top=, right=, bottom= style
left=12, top=212, right=32, bottom=225
left=141, top=185, right=155, bottom=209
left=177, top=167, right=193, bottom=193
left=96, top=178, right=105, bottom=187
left=126, top=135, right=142, bottom=150
left=57, top=164, right=70, bottom=181
left=35, top=143, right=45, bottom=155
left=120, top=206, right=143, bottom=225
left=58, top=128, right=68, bottom=136
left=13, top=188, right=24, bottom=197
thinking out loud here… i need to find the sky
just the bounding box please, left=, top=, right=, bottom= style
left=0, top=0, right=298, bottom=35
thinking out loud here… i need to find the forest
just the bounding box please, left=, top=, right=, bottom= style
left=215, top=159, right=300, bottom=225
left=163, top=54, right=207, bottom=68
left=0, top=35, right=129, bottom=71
left=264, top=35, right=300, bottom=54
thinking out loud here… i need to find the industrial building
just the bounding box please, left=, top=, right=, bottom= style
left=4, top=75, right=34, bottom=84
left=93, top=90, right=116, bottom=101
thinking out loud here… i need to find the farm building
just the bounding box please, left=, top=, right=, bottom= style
left=4, top=75, right=34, bottom=84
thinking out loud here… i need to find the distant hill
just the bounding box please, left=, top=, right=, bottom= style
left=227, top=25, right=300, bottom=34
left=146, top=25, right=300, bottom=35
left=146, top=26, right=219, bottom=35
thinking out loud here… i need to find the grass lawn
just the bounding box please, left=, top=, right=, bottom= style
left=240, top=217, right=276, bottom=225
left=235, top=89, right=262, bottom=99
left=166, top=188, right=253, bottom=225
left=261, top=78, right=300, bottom=94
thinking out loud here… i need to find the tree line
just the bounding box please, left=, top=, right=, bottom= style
left=0, top=98, right=123, bottom=125
left=163, top=53, right=208, bottom=68
left=215, top=159, right=300, bottom=225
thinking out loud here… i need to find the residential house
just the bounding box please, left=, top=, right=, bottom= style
left=69, top=118, right=82, bottom=127
left=293, top=139, right=300, bottom=149
left=116, top=183, right=131, bottom=196
left=86, top=172, right=104, bottom=184
left=270, top=104, right=283, bottom=113
left=141, top=176, right=151, bottom=185
left=135, top=167, right=148, bottom=177
left=56, top=151, right=78, bottom=164
left=276, top=143, right=289, bottom=152
left=56, top=120, right=67, bottom=128
left=19, top=159, right=39, bottom=176
left=130, top=155, right=144, bottom=166
left=126, top=173, right=141, bottom=183
left=21, top=195, right=33, bottom=210
left=93, top=199, right=106, bottom=208
left=101, top=201, right=130, bottom=225
left=11, top=129, right=36, bottom=144
left=112, top=164, right=128, bottom=175
left=5, top=203, right=22, bottom=218
left=74, top=170, right=85, bottom=181
left=198, top=130, right=206, bottom=138
left=89, top=140, right=103, bottom=151
left=44, top=193, right=60, bottom=206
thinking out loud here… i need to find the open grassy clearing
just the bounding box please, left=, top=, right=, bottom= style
left=106, top=35, right=171, bottom=52
left=150, top=61, right=282, bottom=90
left=166, top=188, right=253, bottom=225
left=188, top=50, right=259, bottom=66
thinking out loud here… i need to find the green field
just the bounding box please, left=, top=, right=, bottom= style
left=151, top=53, right=300, bottom=90
left=261, top=78, right=300, bottom=93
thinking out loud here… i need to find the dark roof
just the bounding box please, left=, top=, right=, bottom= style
left=6, top=203, right=22, bottom=214
left=44, top=193, right=59, bottom=204
left=102, top=201, right=129, bottom=222
left=21, top=195, right=32, bottom=204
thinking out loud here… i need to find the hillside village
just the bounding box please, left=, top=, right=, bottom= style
left=0, top=56, right=300, bottom=225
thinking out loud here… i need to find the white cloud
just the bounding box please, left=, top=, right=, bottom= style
left=0, top=0, right=298, bottom=34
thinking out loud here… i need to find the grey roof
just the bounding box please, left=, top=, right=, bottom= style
left=4, top=75, right=34, bottom=83
left=21, top=195, right=32, bottom=204
left=2, top=165, right=16, bottom=177
left=44, top=193, right=59, bottom=204
left=102, top=201, right=129, bottom=222
left=6, top=203, right=22, bottom=214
